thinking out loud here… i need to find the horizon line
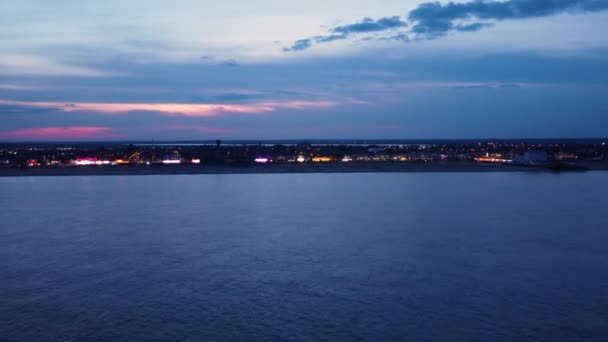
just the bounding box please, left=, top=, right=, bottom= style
left=1, top=137, right=607, bottom=144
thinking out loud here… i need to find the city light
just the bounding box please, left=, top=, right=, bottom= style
left=2, top=140, right=603, bottom=171
left=475, top=157, right=511, bottom=164
left=74, top=159, right=93, bottom=166
left=73, top=158, right=112, bottom=166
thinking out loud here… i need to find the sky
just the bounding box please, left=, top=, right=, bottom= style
left=1, top=0, right=608, bottom=141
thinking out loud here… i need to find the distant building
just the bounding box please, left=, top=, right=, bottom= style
left=512, top=151, right=548, bottom=165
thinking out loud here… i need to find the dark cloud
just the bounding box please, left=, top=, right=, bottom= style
left=332, top=16, right=407, bottom=34
left=283, top=39, right=313, bottom=52
left=315, top=34, right=348, bottom=43
left=409, top=0, right=608, bottom=36
left=409, top=18, right=453, bottom=37
left=286, top=0, right=608, bottom=51
left=285, top=17, right=406, bottom=51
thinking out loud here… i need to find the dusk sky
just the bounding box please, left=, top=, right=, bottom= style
left=1, top=0, right=608, bottom=141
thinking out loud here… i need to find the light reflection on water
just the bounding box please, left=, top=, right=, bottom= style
left=1, top=172, right=608, bottom=341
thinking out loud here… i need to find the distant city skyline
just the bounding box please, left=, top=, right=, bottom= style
left=1, top=0, right=608, bottom=141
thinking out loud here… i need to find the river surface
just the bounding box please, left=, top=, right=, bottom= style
left=1, top=173, right=607, bottom=341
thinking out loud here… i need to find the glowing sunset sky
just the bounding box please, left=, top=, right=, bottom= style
left=1, top=0, right=608, bottom=140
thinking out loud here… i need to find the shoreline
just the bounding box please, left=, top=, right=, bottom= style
left=1, top=162, right=607, bottom=177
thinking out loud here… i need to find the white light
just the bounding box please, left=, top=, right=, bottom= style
left=296, top=156, right=306, bottom=163
left=74, top=160, right=94, bottom=166
left=255, top=158, right=269, bottom=163
left=162, top=160, right=181, bottom=164
left=191, top=159, right=201, bottom=164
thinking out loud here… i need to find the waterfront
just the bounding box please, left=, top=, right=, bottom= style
left=2, top=140, right=606, bottom=170
left=1, top=173, right=608, bottom=341
left=0, top=161, right=580, bottom=177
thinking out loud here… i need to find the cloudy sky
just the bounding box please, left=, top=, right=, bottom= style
left=1, top=0, right=607, bottom=141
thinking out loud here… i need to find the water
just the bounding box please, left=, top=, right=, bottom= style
left=1, top=173, right=607, bottom=341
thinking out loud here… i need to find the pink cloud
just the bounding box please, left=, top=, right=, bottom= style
left=0, top=126, right=120, bottom=140
left=0, top=99, right=341, bottom=117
